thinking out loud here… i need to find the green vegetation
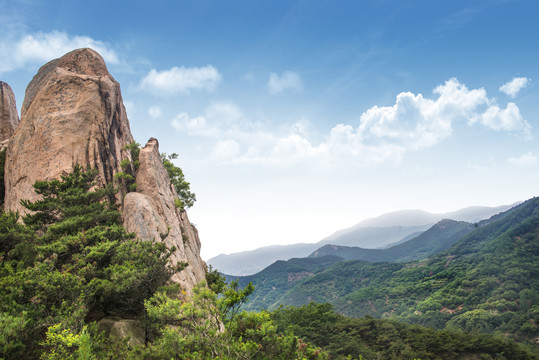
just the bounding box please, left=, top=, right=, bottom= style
left=232, top=198, right=539, bottom=349
left=161, top=153, right=196, bottom=210
left=0, top=166, right=180, bottom=358
left=0, top=166, right=326, bottom=359
left=123, top=141, right=141, bottom=171
left=271, top=302, right=537, bottom=359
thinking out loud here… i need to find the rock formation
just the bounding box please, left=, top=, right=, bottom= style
left=4, top=48, right=133, bottom=213
left=123, top=138, right=206, bottom=294
left=0, top=81, right=19, bottom=150
left=3, top=48, right=206, bottom=295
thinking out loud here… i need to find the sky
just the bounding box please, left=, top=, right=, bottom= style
left=1, top=0, right=538, bottom=260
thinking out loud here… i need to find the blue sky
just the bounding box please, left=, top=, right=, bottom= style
left=1, top=0, right=538, bottom=259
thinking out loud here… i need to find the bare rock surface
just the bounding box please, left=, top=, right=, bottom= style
left=123, top=138, right=206, bottom=295
left=4, top=48, right=133, bottom=214
left=0, top=81, right=19, bottom=150
left=97, top=317, right=144, bottom=346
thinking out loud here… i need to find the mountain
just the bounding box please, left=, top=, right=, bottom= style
left=1, top=48, right=205, bottom=294
left=209, top=205, right=515, bottom=275
left=241, top=197, right=539, bottom=345
left=309, top=219, right=474, bottom=263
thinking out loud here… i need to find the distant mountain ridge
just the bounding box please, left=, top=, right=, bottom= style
left=209, top=204, right=516, bottom=275
left=309, top=218, right=475, bottom=263
left=232, top=197, right=539, bottom=346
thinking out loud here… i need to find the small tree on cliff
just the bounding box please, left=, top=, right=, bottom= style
left=161, top=152, right=196, bottom=210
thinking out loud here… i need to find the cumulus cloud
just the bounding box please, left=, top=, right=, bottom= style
left=499, top=77, right=529, bottom=98
left=470, top=102, right=531, bottom=136
left=141, top=65, right=221, bottom=95
left=0, top=30, right=118, bottom=73
left=508, top=152, right=537, bottom=167
left=172, top=78, right=531, bottom=164
left=268, top=71, right=302, bottom=94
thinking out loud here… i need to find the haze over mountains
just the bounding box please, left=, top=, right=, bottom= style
left=225, top=197, right=539, bottom=348
left=208, top=204, right=515, bottom=275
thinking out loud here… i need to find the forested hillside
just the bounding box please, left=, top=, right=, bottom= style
left=233, top=198, right=539, bottom=348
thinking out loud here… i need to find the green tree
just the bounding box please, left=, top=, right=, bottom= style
left=0, top=166, right=180, bottom=358
left=161, top=153, right=196, bottom=210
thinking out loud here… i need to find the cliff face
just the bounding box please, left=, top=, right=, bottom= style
left=0, top=81, right=19, bottom=150
left=2, top=48, right=206, bottom=294
left=4, top=48, right=133, bottom=212
left=123, top=138, right=206, bottom=293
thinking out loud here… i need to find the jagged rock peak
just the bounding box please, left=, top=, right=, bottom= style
left=0, top=81, right=19, bottom=148
left=123, top=137, right=206, bottom=296
left=22, top=48, right=110, bottom=117
left=4, top=48, right=133, bottom=214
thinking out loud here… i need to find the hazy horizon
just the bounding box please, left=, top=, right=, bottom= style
left=1, top=0, right=538, bottom=259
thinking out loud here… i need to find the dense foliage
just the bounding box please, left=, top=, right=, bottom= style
left=271, top=302, right=538, bottom=359
left=232, top=198, right=539, bottom=349
left=0, top=167, right=326, bottom=359
left=0, top=166, right=180, bottom=358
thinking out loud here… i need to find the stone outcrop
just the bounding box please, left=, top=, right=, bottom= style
left=4, top=48, right=133, bottom=213
left=3, top=48, right=206, bottom=296
left=123, top=138, right=206, bottom=295
left=0, top=81, right=19, bottom=150
left=97, top=317, right=145, bottom=346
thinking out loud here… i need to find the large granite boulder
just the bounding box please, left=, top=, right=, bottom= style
left=4, top=48, right=133, bottom=213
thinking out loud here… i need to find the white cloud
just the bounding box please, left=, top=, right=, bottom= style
left=499, top=77, right=530, bottom=98
left=172, top=78, right=531, bottom=164
left=0, top=30, right=118, bottom=73
left=148, top=106, right=162, bottom=119
left=268, top=71, right=302, bottom=94
left=357, top=78, right=490, bottom=151
left=141, top=65, right=221, bottom=95
left=508, top=152, right=537, bottom=167
left=471, top=102, right=531, bottom=136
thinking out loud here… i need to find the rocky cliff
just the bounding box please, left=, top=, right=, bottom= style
left=2, top=48, right=206, bottom=294
left=0, top=81, right=19, bottom=150
left=4, top=48, right=133, bottom=212
left=123, top=138, right=206, bottom=293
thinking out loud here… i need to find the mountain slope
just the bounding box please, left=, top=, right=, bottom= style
left=209, top=204, right=513, bottom=275
left=269, top=197, right=539, bottom=345
left=226, top=255, right=342, bottom=311
left=309, top=219, right=474, bottom=263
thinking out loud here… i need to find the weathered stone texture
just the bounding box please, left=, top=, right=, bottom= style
left=123, top=138, right=206, bottom=295
left=0, top=81, right=19, bottom=150
left=4, top=48, right=133, bottom=214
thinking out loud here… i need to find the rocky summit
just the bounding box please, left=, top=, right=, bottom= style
left=4, top=48, right=133, bottom=213
left=0, top=81, right=19, bottom=150
left=1, top=48, right=206, bottom=294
